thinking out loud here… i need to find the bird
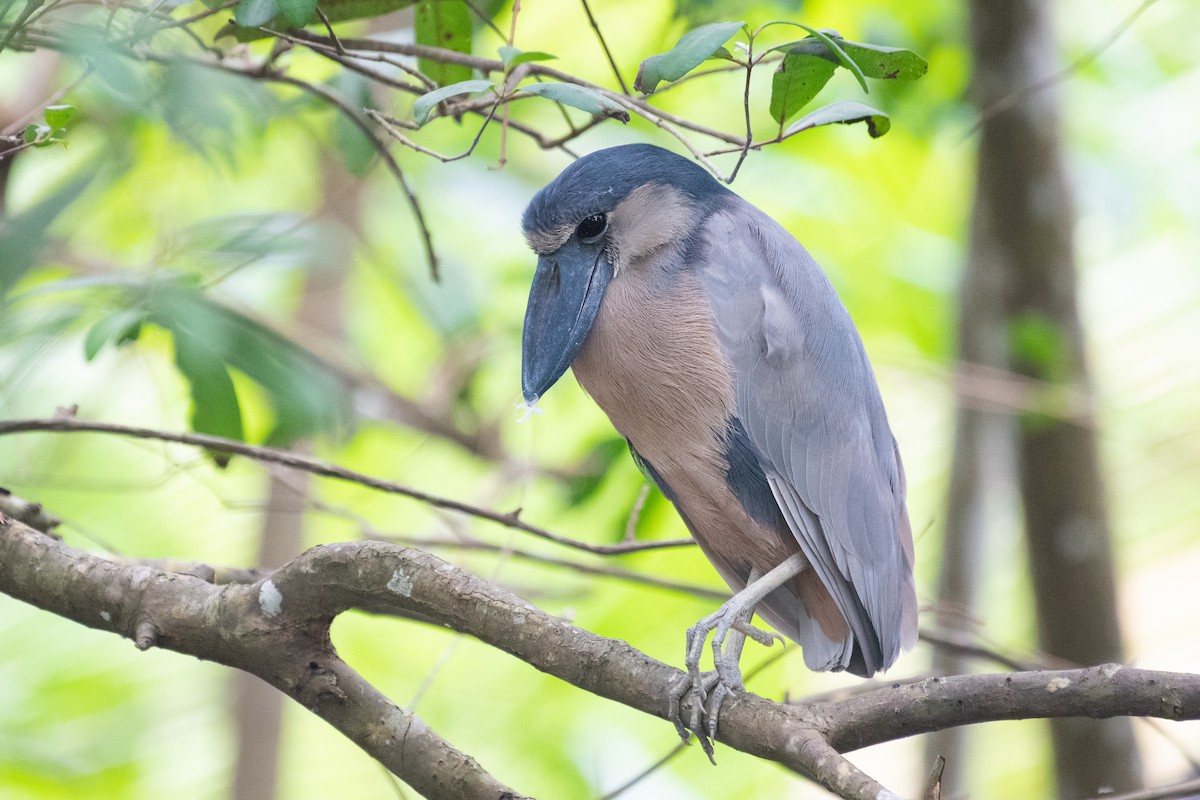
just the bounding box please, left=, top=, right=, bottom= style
left=519, top=143, right=917, bottom=750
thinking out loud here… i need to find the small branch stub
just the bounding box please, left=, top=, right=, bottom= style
left=134, top=620, right=159, bottom=650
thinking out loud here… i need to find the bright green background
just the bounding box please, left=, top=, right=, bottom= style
left=2, top=0, right=1199, bottom=797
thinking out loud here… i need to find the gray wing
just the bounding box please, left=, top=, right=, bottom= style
left=697, top=199, right=918, bottom=676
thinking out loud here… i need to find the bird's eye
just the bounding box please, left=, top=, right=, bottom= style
left=575, top=214, right=607, bottom=242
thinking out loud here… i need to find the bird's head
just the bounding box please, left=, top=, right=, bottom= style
left=519, top=144, right=729, bottom=403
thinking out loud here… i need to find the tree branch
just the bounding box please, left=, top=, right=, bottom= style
left=822, top=666, right=1200, bottom=753
left=6, top=516, right=1200, bottom=799
left=0, top=519, right=525, bottom=800
left=0, top=416, right=694, bottom=556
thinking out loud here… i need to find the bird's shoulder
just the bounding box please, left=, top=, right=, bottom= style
left=692, top=198, right=873, bottom=403
left=692, top=195, right=903, bottom=522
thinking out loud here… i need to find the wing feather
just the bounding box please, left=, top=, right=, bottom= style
left=698, top=199, right=917, bottom=676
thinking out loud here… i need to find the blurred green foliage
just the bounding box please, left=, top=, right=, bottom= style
left=1, top=0, right=1199, bottom=798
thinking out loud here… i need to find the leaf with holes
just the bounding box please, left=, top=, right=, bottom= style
left=835, top=40, right=928, bottom=81
left=783, top=100, right=890, bottom=139
left=521, top=83, right=629, bottom=123
left=412, top=79, right=495, bottom=126
left=758, top=23, right=867, bottom=92
left=766, top=35, right=928, bottom=82
left=634, top=21, right=744, bottom=94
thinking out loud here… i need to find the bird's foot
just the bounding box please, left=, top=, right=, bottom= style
left=669, top=595, right=781, bottom=761
left=668, top=668, right=720, bottom=759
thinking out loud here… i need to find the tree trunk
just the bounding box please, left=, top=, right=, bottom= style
left=230, top=464, right=306, bottom=800
left=230, top=145, right=358, bottom=800
left=966, top=0, right=1141, bottom=795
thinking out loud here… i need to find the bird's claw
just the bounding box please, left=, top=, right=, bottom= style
left=668, top=669, right=721, bottom=760
left=669, top=603, right=779, bottom=761
left=667, top=565, right=795, bottom=759
left=733, top=619, right=783, bottom=648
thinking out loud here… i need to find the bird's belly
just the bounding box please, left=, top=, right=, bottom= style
left=571, top=273, right=798, bottom=577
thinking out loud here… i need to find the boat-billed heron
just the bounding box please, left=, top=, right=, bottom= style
left=520, top=143, right=917, bottom=749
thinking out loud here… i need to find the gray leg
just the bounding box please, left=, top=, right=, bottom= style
left=669, top=552, right=808, bottom=758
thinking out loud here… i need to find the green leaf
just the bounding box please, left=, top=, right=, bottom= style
left=0, top=168, right=97, bottom=297
left=172, top=328, right=244, bottom=466
left=233, top=0, right=278, bottom=27
left=61, top=27, right=148, bottom=101
left=330, top=73, right=376, bottom=175
left=43, top=104, right=76, bottom=128
left=83, top=309, right=144, bottom=361
left=412, top=79, right=495, bottom=126
left=521, top=82, right=630, bottom=122
left=768, top=36, right=928, bottom=82
left=276, top=0, right=317, bottom=26
left=758, top=22, right=867, bottom=93
left=144, top=280, right=353, bottom=447
left=498, top=45, right=556, bottom=68
left=22, top=124, right=47, bottom=143
left=783, top=100, right=891, bottom=138
left=215, top=0, right=415, bottom=39
left=312, top=0, right=412, bottom=21
left=634, top=20, right=744, bottom=94
left=415, top=0, right=472, bottom=86
left=769, top=47, right=838, bottom=124
left=836, top=40, right=928, bottom=81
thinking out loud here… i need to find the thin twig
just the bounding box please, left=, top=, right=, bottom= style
left=725, top=44, right=755, bottom=184
left=0, top=416, right=696, bottom=556
left=229, top=56, right=439, bottom=281
left=288, top=31, right=745, bottom=146
left=597, top=743, right=687, bottom=800
left=370, top=100, right=500, bottom=163
left=378, top=534, right=727, bottom=600
left=314, top=6, right=344, bottom=54
left=323, top=53, right=426, bottom=95
left=579, top=0, right=628, bottom=94
left=0, top=136, right=38, bottom=161
left=121, top=47, right=437, bottom=277
left=129, top=0, right=234, bottom=37
left=461, top=0, right=505, bottom=40
left=270, top=31, right=431, bottom=92
left=918, top=627, right=1062, bottom=672
left=498, top=0, right=521, bottom=169
left=0, top=0, right=46, bottom=55
left=608, top=94, right=729, bottom=180
left=623, top=483, right=650, bottom=542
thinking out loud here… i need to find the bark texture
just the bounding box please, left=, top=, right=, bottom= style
left=5, top=515, right=1197, bottom=799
